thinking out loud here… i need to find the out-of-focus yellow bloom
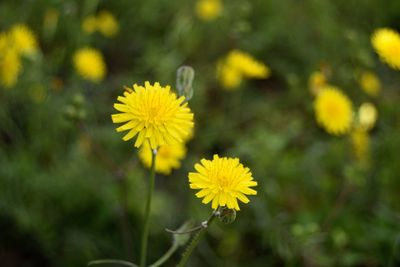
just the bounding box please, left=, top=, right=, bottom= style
left=314, top=86, right=353, bottom=136
left=196, top=0, right=222, bottom=21
left=9, top=24, right=38, bottom=55
left=351, top=127, right=370, bottom=162
left=217, top=62, right=243, bottom=89
left=111, top=82, right=194, bottom=149
left=371, top=28, right=400, bottom=70
left=308, top=71, right=327, bottom=96
left=359, top=71, right=381, bottom=97
left=217, top=50, right=270, bottom=90
left=139, top=142, right=186, bottom=175
left=189, top=155, right=257, bottom=211
left=226, top=50, right=270, bottom=79
left=96, top=11, right=119, bottom=37
left=357, top=102, right=377, bottom=131
left=82, top=15, right=98, bottom=34
left=82, top=11, right=119, bottom=37
left=0, top=48, right=22, bottom=88
left=73, top=47, right=106, bottom=82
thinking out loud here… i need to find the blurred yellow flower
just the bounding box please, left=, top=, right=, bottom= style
left=357, top=102, right=377, bottom=131
left=351, top=127, right=370, bottom=162
left=189, top=155, right=257, bottom=211
left=97, top=11, right=119, bottom=37
left=9, top=24, right=38, bottom=55
left=139, top=142, right=186, bottom=175
left=217, top=62, right=243, bottom=89
left=196, top=0, right=222, bottom=21
left=73, top=47, right=106, bottom=82
left=0, top=48, right=22, bottom=88
left=217, top=50, right=270, bottom=90
left=359, top=71, right=381, bottom=97
left=308, top=71, right=327, bottom=96
left=226, top=50, right=270, bottom=79
left=82, top=15, right=98, bottom=34
left=371, top=28, right=400, bottom=69
left=112, top=81, right=194, bottom=149
left=82, top=11, right=119, bottom=37
left=314, top=87, right=353, bottom=135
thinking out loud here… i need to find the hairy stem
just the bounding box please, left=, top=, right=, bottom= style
left=176, top=211, right=217, bottom=267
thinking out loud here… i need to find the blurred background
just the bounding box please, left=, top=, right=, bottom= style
left=0, top=0, right=400, bottom=266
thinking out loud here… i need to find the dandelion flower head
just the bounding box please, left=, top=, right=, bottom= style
left=357, top=102, right=377, bottom=131
left=9, top=24, right=38, bottom=55
left=217, top=61, right=243, bottom=89
left=112, top=81, right=194, bottom=149
left=225, top=50, right=270, bottom=79
left=73, top=47, right=106, bottom=82
left=217, top=50, right=270, bottom=90
left=308, top=71, right=327, bottom=96
left=314, top=86, right=353, bottom=135
left=139, top=142, right=186, bottom=175
left=371, top=28, right=400, bottom=69
left=0, top=48, right=21, bottom=88
left=97, top=11, right=119, bottom=37
left=82, top=15, right=98, bottom=34
left=359, top=71, right=381, bottom=97
left=189, top=155, right=257, bottom=211
left=196, top=0, right=222, bottom=21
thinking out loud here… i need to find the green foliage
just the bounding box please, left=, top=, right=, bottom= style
left=0, top=0, right=399, bottom=266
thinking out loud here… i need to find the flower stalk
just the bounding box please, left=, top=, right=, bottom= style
left=176, top=210, right=219, bottom=267
left=140, top=147, right=157, bottom=267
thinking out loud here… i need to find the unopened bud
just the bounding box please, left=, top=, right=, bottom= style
left=176, top=66, right=195, bottom=101
left=218, top=206, right=236, bottom=224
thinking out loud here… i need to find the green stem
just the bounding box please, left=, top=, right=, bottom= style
left=140, top=148, right=157, bottom=267
left=88, top=259, right=138, bottom=267
left=176, top=211, right=217, bottom=267
left=149, top=243, right=178, bottom=267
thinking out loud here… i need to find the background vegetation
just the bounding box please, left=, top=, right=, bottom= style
left=0, top=0, right=399, bottom=266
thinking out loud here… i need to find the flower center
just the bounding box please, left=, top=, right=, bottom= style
left=145, top=106, right=162, bottom=124
left=158, top=146, right=171, bottom=158
left=217, top=175, right=232, bottom=190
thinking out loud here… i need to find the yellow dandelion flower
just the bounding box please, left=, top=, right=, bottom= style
left=314, top=86, right=353, bottom=135
left=96, top=11, right=119, bottom=37
left=196, top=0, right=222, bottom=21
left=225, top=50, right=270, bottom=79
left=351, top=127, right=370, bottom=162
left=189, top=155, right=257, bottom=211
left=9, top=24, right=38, bottom=55
left=139, top=142, right=186, bottom=175
left=73, top=47, right=106, bottom=82
left=359, top=71, right=381, bottom=97
left=82, top=15, right=98, bottom=34
left=0, top=48, right=22, bottom=88
left=308, top=71, right=327, bottom=96
left=217, top=61, right=243, bottom=90
left=111, top=81, right=194, bottom=149
left=357, top=102, right=377, bottom=131
left=371, top=28, right=400, bottom=69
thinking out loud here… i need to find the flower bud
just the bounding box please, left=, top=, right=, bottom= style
left=176, top=66, right=195, bottom=101
left=218, top=207, right=236, bottom=224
